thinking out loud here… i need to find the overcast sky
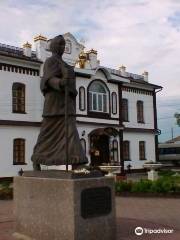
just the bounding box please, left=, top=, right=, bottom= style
left=0, top=0, right=180, bottom=141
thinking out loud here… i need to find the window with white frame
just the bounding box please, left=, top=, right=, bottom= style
left=88, top=81, right=109, bottom=113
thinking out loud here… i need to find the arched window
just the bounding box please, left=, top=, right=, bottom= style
left=123, top=141, right=130, bottom=161
left=122, top=99, right=128, bottom=122
left=80, top=138, right=86, bottom=154
left=139, top=141, right=146, bottom=160
left=12, top=83, right=25, bottom=113
left=112, top=139, right=119, bottom=163
left=79, top=87, right=86, bottom=111
left=137, top=100, right=144, bottom=123
left=88, top=81, right=109, bottom=113
left=111, top=92, right=117, bottom=114
left=13, top=138, right=25, bottom=165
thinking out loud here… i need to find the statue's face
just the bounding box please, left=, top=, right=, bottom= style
left=50, top=35, right=65, bottom=56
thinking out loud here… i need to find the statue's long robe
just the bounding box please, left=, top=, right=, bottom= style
left=31, top=55, right=88, bottom=166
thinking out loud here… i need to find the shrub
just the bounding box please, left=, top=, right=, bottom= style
left=115, top=176, right=180, bottom=194
left=0, top=179, right=13, bottom=200
left=158, top=170, right=175, bottom=177
left=131, top=179, right=152, bottom=193
left=150, top=178, right=172, bottom=193
left=174, top=184, right=180, bottom=192
left=1, top=181, right=11, bottom=189
left=0, top=188, right=13, bottom=200
left=172, top=175, right=180, bottom=183
left=115, top=181, right=132, bottom=193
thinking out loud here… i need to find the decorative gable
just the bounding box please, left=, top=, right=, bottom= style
left=63, top=32, right=84, bottom=66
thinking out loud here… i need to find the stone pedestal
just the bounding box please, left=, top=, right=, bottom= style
left=13, top=175, right=116, bottom=240
left=148, top=169, right=158, bottom=181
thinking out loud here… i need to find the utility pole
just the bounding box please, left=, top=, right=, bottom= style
left=171, top=127, right=174, bottom=140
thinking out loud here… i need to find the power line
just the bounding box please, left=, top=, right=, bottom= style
left=158, top=116, right=175, bottom=120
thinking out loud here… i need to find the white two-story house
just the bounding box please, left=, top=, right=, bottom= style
left=0, top=33, right=162, bottom=177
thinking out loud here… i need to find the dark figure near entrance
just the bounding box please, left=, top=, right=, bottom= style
left=31, top=35, right=88, bottom=170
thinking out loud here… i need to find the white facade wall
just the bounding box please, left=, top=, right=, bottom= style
left=0, top=126, right=39, bottom=177
left=123, top=132, right=155, bottom=169
left=0, top=58, right=43, bottom=177
left=122, top=90, right=154, bottom=129
left=0, top=61, right=43, bottom=122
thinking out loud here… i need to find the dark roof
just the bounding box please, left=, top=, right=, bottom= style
left=106, top=67, right=144, bottom=80
left=106, top=67, right=162, bottom=89
left=166, top=136, right=180, bottom=143
left=0, top=43, right=42, bottom=63
left=132, top=79, right=162, bottom=89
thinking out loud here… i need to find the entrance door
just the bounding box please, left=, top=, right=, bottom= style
left=90, top=134, right=110, bottom=166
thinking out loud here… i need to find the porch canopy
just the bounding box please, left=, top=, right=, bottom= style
left=89, top=127, right=119, bottom=137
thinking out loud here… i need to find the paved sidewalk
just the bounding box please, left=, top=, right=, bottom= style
left=116, top=197, right=180, bottom=240
left=0, top=197, right=180, bottom=240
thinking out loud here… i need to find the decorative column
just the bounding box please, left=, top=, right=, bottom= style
left=118, top=84, right=125, bottom=175
left=153, top=89, right=159, bottom=162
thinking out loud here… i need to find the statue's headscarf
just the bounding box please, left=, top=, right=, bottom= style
left=41, top=35, right=66, bottom=94
left=49, top=35, right=66, bottom=56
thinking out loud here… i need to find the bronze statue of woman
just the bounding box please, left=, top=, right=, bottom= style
left=31, top=35, right=88, bottom=170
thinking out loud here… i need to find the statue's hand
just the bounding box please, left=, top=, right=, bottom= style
left=59, top=78, right=67, bottom=87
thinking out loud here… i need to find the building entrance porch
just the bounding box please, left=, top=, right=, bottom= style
left=90, top=134, right=109, bottom=166
left=89, top=127, right=120, bottom=167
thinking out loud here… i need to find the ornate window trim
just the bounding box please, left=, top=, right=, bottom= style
left=0, top=62, right=39, bottom=76
left=122, top=86, right=153, bottom=95
left=79, top=86, right=86, bottom=111
left=112, top=139, right=119, bottom=163
left=87, top=79, right=110, bottom=118
left=111, top=92, right=117, bottom=115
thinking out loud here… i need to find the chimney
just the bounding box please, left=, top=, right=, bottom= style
left=88, top=49, right=98, bottom=69
left=23, top=42, right=32, bottom=57
left=142, top=71, right=149, bottom=82
left=34, top=34, right=48, bottom=61
left=119, top=65, right=127, bottom=77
